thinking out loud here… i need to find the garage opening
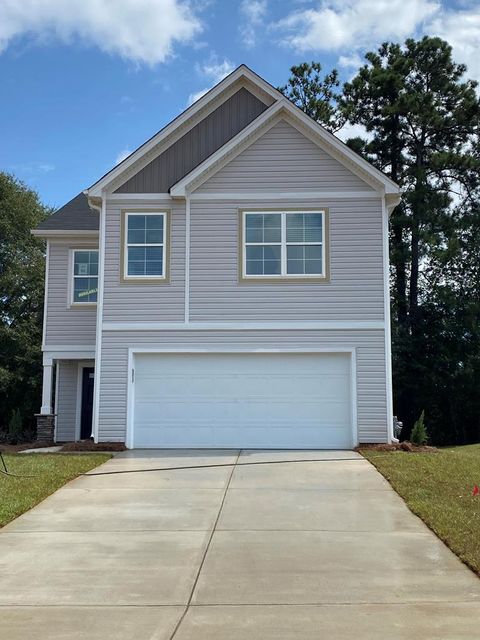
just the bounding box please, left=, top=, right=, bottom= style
left=130, top=352, right=354, bottom=449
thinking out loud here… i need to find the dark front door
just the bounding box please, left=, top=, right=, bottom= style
left=80, top=367, right=95, bottom=439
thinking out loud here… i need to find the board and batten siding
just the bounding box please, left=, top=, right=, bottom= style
left=197, top=120, right=375, bottom=193
left=55, top=361, right=78, bottom=441
left=44, top=240, right=97, bottom=347
left=97, top=330, right=387, bottom=444
left=189, top=197, right=384, bottom=321
left=102, top=200, right=186, bottom=322
left=114, top=88, right=269, bottom=193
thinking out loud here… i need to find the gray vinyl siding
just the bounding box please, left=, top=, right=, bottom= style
left=55, top=361, right=78, bottom=441
left=197, top=120, right=374, bottom=193
left=45, top=240, right=97, bottom=347
left=190, top=197, right=384, bottom=321
left=102, top=200, right=185, bottom=322
left=114, top=88, right=269, bottom=193
left=97, top=330, right=387, bottom=444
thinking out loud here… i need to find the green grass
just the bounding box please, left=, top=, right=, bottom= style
left=362, top=444, right=480, bottom=575
left=0, top=453, right=111, bottom=527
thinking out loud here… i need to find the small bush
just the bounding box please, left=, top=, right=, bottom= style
left=7, top=409, right=23, bottom=443
left=411, top=410, right=428, bottom=445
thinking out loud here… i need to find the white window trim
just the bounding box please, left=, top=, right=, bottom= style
left=242, top=210, right=327, bottom=279
left=69, top=248, right=99, bottom=307
left=123, top=211, right=167, bottom=281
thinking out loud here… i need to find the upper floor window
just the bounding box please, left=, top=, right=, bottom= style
left=123, top=211, right=168, bottom=280
left=72, top=250, right=98, bottom=304
left=241, top=210, right=328, bottom=280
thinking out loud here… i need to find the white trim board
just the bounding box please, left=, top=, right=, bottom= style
left=102, top=321, right=385, bottom=331
left=125, top=347, right=359, bottom=450
left=189, top=191, right=381, bottom=201
left=92, top=194, right=107, bottom=443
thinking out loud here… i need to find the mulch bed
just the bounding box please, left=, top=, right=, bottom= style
left=60, top=441, right=126, bottom=452
left=357, top=442, right=437, bottom=453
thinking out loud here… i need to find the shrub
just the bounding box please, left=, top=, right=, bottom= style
left=7, top=409, right=23, bottom=443
left=410, top=410, right=428, bottom=445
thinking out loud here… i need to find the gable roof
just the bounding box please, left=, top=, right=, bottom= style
left=170, top=99, right=399, bottom=197
left=33, top=193, right=98, bottom=235
left=87, top=65, right=278, bottom=198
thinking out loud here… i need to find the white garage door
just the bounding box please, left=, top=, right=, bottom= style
left=132, top=352, right=353, bottom=449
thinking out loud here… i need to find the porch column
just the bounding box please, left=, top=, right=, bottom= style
left=40, top=362, right=54, bottom=414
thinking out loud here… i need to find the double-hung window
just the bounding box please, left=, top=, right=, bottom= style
left=72, top=250, right=98, bottom=304
left=242, top=210, right=327, bottom=280
left=123, top=211, right=167, bottom=280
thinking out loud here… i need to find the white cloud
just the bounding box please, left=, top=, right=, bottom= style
left=187, top=56, right=235, bottom=105
left=274, top=1, right=480, bottom=82
left=275, top=0, right=439, bottom=52
left=0, top=0, right=202, bottom=65
left=240, top=0, right=267, bottom=48
left=336, top=121, right=371, bottom=143
left=11, top=161, right=55, bottom=174
left=427, top=5, right=480, bottom=82
left=115, top=148, right=131, bottom=165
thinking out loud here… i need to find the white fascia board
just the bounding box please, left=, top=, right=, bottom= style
left=171, top=97, right=400, bottom=198
left=31, top=229, right=99, bottom=238
left=87, top=65, right=280, bottom=198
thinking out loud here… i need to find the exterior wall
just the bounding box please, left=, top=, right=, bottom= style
left=55, top=361, right=78, bottom=441
left=97, top=329, right=387, bottom=444
left=190, top=197, right=384, bottom=321
left=197, top=120, right=375, bottom=193
left=114, top=88, right=269, bottom=193
left=102, top=199, right=186, bottom=322
left=45, top=239, right=98, bottom=347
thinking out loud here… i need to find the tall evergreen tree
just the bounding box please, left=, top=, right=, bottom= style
left=278, top=62, right=344, bottom=132
left=341, top=37, right=480, bottom=440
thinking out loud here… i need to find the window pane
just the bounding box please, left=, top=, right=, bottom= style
left=74, top=251, right=98, bottom=277
left=287, top=244, right=322, bottom=275
left=305, top=259, right=322, bottom=274
left=74, top=277, right=98, bottom=303
left=246, top=246, right=263, bottom=261
left=128, top=215, right=146, bottom=230
left=286, top=260, right=304, bottom=274
left=145, top=229, right=163, bottom=243
left=128, top=247, right=146, bottom=262
left=305, top=245, right=322, bottom=261
left=146, top=214, right=163, bottom=229
left=127, top=246, right=163, bottom=276
left=127, top=229, right=145, bottom=244
left=286, top=212, right=323, bottom=243
left=245, top=213, right=281, bottom=243
left=246, top=245, right=280, bottom=275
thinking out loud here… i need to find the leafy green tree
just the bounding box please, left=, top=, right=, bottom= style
left=410, top=410, right=428, bottom=445
left=340, top=37, right=480, bottom=441
left=0, top=172, right=50, bottom=439
left=278, top=62, right=344, bottom=132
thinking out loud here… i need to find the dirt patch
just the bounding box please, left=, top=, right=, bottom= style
left=357, top=442, right=438, bottom=453
left=60, top=441, right=126, bottom=452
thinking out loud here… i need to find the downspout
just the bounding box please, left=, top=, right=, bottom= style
left=85, top=191, right=106, bottom=442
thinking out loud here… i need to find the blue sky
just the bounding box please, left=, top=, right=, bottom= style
left=0, top=0, right=478, bottom=209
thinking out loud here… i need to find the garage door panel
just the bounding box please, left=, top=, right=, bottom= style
left=132, top=353, right=353, bottom=449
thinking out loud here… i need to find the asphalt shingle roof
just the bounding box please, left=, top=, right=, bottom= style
left=35, top=192, right=99, bottom=231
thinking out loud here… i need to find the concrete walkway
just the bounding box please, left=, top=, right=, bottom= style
left=2, top=450, right=480, bottom=639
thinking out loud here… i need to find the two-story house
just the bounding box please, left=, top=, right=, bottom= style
left=33, top=65, right=400, bottom=449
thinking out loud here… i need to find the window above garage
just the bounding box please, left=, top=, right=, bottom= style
left=240, top=210, right=329, bottom=282
left=121, top=211, right=169, bottom=283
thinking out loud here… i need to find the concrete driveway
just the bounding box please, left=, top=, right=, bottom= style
left=2, top=449, right=480, bottom=639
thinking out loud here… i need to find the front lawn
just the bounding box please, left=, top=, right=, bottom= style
left=362, top=444, right=480, bottom=575
left=0, top=453, right=111, bottom=527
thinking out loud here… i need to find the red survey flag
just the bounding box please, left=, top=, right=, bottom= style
left=473, top=485, right=479, bottom=496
